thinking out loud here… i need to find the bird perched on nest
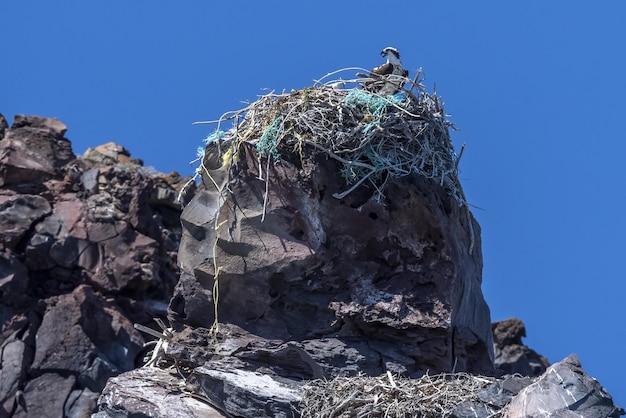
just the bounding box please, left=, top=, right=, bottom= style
left=362, top=47, right=409, bottom=96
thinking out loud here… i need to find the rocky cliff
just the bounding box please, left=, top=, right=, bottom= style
left=105, top=79, right=622, bottom=417
left=1, top=85, right=623, bottom=417
left=0, top=113, right=189, bottom=417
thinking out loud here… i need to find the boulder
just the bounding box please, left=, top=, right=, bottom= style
left=65, top=388, right=100, bottom=418
left=96, top=367, right=225, bottom=418
left=188, top=364, right=303, bottom=418
left=451, top=375, right=534, bottom=417
left=13, top=373, right=75, bottom=418
left=505, top=354, right=624, bottom=418
left=31, top=285, right=143, bottom=385
left=171, top=141, right=493, bottom=378
left=0, top=114, right=73, bottom=187
left=83, top=142, right=143, bottom=166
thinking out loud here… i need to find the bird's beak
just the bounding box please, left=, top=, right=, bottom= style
left=380, top=50, right=386, bottom=57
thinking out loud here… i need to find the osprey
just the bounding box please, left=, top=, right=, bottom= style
left=364, top=47, right=409, bottom=96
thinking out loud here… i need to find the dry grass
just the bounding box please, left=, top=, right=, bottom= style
left=299, top=371, right=501, bottom=418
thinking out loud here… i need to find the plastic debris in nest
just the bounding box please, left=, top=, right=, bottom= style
left=197, top=130, right=226, bottom=158
left=343, top=90, right=406, bottom=134
left=255, top=116, right=283, bottom=161
left=299, top=371, right=501, bottom=418
left=191, top=67, right=466, bottom=206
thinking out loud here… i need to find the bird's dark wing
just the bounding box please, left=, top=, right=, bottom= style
left=371, top=62, right=394, bottom=76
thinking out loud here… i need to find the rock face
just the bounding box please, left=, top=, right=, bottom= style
left=98, top=82, right=496, bottom=416
left=0, top=113, right=188, bottom=417
left=96, top=82, right=621, bottom=417
left=170, top=141, right=493, bottom=380
left=5, top=110, right=621, bottom=417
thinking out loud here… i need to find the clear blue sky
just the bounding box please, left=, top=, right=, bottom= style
left=3, top=1, right=625, bottom=406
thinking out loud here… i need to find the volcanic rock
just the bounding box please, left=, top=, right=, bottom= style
left=131, top=83, right=619, bottom=416
left=0, top=114, right=7, bottom=138
left=95, top=367, right=225, bottom=418
left=492, top=317, right=549, bottom=377
left=169, top=137, right=493, bottom=381
left=450, top=354, right=624, bottom=418
left=13, top=373, right=76, bottom=418
left=451, top=375, right=535, bottom=417
left=0, top=113, right=188, bottom=417
left=5, top=90, right=623, bottom=417
left=95, top=84, right=497, bottom=417
left=0, top=114, right=73, bottom=188
left=505, top=354, right=624, bottom=418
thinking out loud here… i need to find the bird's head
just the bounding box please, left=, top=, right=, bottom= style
left=381, top=47, right=402, bottom=64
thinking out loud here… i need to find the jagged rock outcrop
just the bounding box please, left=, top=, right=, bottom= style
left=167, top=138, right=493, bottom=378
left=94, top=367, right=223, bottom=418
left=0, top=113, right=188, bottom=417
left=504, top=354, right=624, bottom=417
left=162, top=85, right=493, bottom=401
left=95, top=81, right=622, bottom=417
left=103, top=84, right=496, bottom=416
left=5, top=102, right=621, bottom=416
left=492, top=317, right=549, bottom=377
left=450, top=354, right=624, bottom=417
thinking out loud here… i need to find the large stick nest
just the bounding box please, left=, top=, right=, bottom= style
left=299, top=372, right=503, bottom=418
left=194, top=68, right=466, bottom=204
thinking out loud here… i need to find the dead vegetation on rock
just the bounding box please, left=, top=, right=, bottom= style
left=299, top=371, right=500, bottom=418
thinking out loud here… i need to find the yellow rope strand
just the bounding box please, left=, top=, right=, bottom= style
left=199, top=156, right=231, bottom=339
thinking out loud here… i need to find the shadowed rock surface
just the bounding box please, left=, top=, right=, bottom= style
left=0, top=113, right=188, bottom=417
left=170, top=141, right=493, bottom=380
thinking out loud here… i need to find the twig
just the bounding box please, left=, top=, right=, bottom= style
left=332, top=169, right=377, bottom=199
left=313, top=67, right=374, bottom=86
left=134, top=319, right=174, bottom=368
left=386, top=371, right=397, bottom=389
left=454, top=142, right=465, bottom=174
